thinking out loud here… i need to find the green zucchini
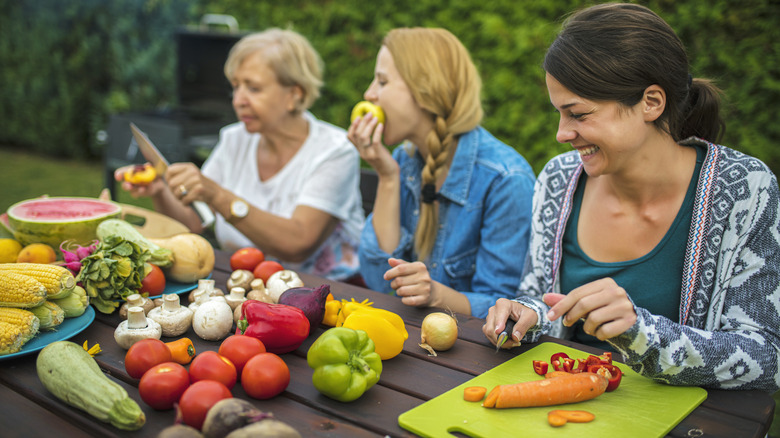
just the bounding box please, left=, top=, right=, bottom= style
left=36, top=340, right=145, bottom=431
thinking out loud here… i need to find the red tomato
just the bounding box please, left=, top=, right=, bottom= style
left=124, top=339, right=173, bottom=379
left=188, top=350, right=237, bottom=389
left=218, top=335, right=266, bottom=377
left=140, top=263, right=166, bottom=295
left=230, top=247, right=264, bottom=271
left=252, top=260, right=284, bottom=283
left=241, top=352, right=290, bottom=400
left=177, top=380, right=232, bottom=430
left=138, top=362, right=190, bottom=410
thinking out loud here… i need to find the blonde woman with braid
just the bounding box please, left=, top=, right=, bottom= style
left=348, top=27, right=535, bottom=318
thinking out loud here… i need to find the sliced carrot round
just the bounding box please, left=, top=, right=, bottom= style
left=548, top=409, right=595, bottom=423
left=547, top=412, right=568, bottom=427
left=463, top=386, right=487, bottom=402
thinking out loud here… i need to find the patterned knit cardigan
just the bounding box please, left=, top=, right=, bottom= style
left=514, top=138, right=780, bottom=391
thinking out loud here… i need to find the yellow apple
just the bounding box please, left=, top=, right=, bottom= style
left=350, top=101, right=385, bottom=124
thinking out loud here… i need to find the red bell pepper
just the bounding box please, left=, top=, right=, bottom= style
left=587, top=363, right=622, bottom=391
left=236, top=300, right=310, bottom=354
left=532, top=360, right=549, bottom=375
left=551, top=352, right=577, bottom=372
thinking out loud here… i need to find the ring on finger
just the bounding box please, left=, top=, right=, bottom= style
left=178, top=185, right=188, bottom=196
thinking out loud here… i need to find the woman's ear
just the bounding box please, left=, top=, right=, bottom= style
left=642, top=84, right=666, bottom=122
left=286, top=85, right=304, bottom=112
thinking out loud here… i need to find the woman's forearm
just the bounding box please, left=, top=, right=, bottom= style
left=371, top=175, right=403, bottom=254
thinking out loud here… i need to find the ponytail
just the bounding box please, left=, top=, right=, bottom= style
left=678, top=78, right=725, bottom=143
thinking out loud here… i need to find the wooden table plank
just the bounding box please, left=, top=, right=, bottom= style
left=0, top=384, right=91, bottom=438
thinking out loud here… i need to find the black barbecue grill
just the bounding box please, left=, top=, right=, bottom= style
left=104, top=15, right=247, bottom=197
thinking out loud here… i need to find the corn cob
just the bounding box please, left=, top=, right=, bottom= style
left=0, top=322, right=25, bottom=355
left=0, top=272, right=47, bottom=308
left=0, top=263, right=76, bottom=299
left=0, top=308, right=40, bottom=354
left=29, top=301, right=65, bottom=330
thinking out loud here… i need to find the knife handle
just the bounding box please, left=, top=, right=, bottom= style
left=192, top=201, right=216, bottom=228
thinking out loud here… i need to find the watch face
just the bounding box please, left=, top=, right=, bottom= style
left=231, top=199, right=249, bottom=218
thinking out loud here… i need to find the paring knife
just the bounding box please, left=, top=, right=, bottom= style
left=129, top=123, right=216, bottom=228
left=495, top=318, right=517, bottom=353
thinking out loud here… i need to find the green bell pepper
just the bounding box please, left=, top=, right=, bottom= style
left=306, top=327, right=383, bottom=402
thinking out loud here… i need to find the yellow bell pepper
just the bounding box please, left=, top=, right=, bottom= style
left=322, top=300, right=342, bottom=327
left=333, top=298, right=373, bottom=327
left=322, top=297, right=373, bottom=327
left=341, top=306, right=408, bottom=360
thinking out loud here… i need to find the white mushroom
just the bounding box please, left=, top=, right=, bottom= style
left=265, top=270, right=304, bottom=303
left=189, top=287, right=226, bottom=314
left=148, top=294, right=194, bottom=337
left=225, top=287, right=247, bottom=312
left=226, top=270, right=254, bottom=292
left=246, top=278, right=275, bottom=303
left=192, top=299, right=234, bottom=341
left=119, top=293, right=155, bottom=320
left=188, top=278, right=224, bottom=303
left=114, top=306, right=162, bottom=349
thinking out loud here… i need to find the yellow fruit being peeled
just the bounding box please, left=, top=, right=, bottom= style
left=17, top=243, right=57, bottom=264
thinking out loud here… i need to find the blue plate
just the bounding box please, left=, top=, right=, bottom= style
left=0, top=305, right=96, bottom=361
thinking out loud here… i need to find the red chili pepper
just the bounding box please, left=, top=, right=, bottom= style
left=587, top=364, right=622, bottom=391
left=236, top=300, right=310, bottom=354
left=532, top=360, right=549, bottom=375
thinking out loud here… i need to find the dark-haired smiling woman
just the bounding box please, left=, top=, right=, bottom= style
left=484, top=3, right=780, bottom=391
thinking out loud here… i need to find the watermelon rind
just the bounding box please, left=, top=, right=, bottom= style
left=7, top=197, right=122, bottom=250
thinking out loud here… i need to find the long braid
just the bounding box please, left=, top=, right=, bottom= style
left=415, top=115, right=454, bottom=260
left=384, top=27, right=483, bottom=261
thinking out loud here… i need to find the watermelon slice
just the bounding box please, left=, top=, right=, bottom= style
left=6, top=197, right=122, bottom=249
left=0, top=213, right=13, bottom=239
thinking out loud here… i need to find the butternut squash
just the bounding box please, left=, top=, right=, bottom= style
left=36, top=340, right=146, bottom=430
left=149, top=233, right=215, bottom=283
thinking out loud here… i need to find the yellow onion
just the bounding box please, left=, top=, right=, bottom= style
left=419, top=312, right=458, bottom=356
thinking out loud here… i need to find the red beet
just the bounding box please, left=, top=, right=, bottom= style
left=278, top=284, right=330, bottom=335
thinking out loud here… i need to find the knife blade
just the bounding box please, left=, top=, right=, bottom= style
left=129, top=123, right=216, bottom=228
left=495, top=317, right=517, bottom=353
left=130, top=123, right=169, bottom=175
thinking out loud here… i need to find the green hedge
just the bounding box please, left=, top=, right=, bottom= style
left=1, top=0, right=778, bottom=175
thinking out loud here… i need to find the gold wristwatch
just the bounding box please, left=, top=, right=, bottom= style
left=228, top=198, right=249, bottom=223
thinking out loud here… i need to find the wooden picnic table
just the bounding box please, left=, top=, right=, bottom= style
left=0, top=249, right=774, bottom=437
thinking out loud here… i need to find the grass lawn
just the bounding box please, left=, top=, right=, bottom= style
left=0, top=146, right=153, bottom=213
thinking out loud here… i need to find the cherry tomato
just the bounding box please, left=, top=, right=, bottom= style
left=124, top=338, right=173, bottom=379
left=230, top=247, right=264, bottom=271
left=140, top=263, right=166, bottom=295
left=252, top=260, right=284, bottom=283
left=241, top=352, right=290, bottom=400
left=138, top=362, right=190, bottom=410
left=188, top=350, right=237, bottom=389
left=218, top=335, right=266, bottom=377
left=177, top=380, right=232, bottom=430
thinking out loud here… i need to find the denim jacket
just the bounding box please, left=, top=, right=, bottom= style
left=358, top=126, right=536, bottom=318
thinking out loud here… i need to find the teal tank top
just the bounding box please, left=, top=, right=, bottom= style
left=559, top=146, right=703, bottom=351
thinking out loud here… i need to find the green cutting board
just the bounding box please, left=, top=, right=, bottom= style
left=399, top=342, right=707, bottom=438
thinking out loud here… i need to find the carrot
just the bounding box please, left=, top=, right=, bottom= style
left=549, top=410, right=595, bottom=423
left=165, top=337, right=196, bottom=364
left=544, top=371, right=572, bottom=379
left=482, top=372, right=608, bottom=408
left=547, top=412, right=568, bottom=427
left=463, top=386, right=487, bottom=402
